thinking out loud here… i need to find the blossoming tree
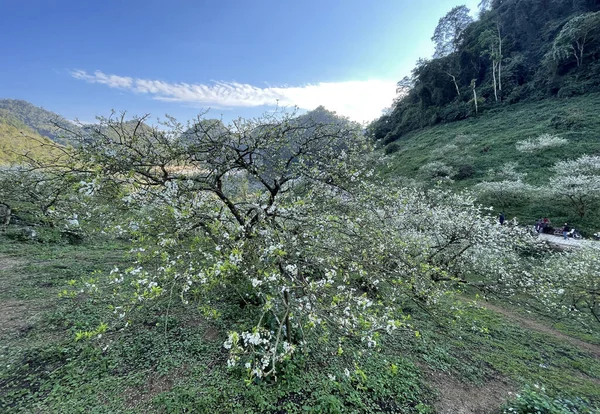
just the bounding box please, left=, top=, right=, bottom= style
left=15, top=109, right=556, bottom=379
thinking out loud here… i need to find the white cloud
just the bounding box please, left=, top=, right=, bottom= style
left=71, top=70, right=396, bottom=122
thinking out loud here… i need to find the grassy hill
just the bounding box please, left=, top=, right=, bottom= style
left=380, top=93, right=600, bottom=233
left=0, top=99, right=81, bottom=145
left=0, top=121, right=63, bottom=165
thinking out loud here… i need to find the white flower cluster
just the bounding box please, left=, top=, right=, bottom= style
left=516, top=133, right=568, bottom=152
left=419, top=161, right=456, bottom=181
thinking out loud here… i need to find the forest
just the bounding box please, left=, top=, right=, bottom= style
left=369, top=0, right=600, bottom=144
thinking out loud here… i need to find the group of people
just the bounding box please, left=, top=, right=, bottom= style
left=534, top=217, right=552, bottom=234
left=499, top=214, right=573, bottom=240
left=535, top=217, right=571, bottom=240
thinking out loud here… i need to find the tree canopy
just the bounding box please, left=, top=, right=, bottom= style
left=432, top=5, right=474, bottom=58
left=370, top=0, right=600, bottom=145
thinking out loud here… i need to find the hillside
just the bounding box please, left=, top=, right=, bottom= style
left=0, top=122, right=63, bottom=165
left=370, top=0, right=600, bottom=144
left=0, top=99, right=81, bottom=145
left=379, top=93, right=600, bottom=234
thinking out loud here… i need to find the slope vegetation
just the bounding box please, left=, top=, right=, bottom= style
left=0, top=122, right=62, bottom=165
left=380, top=93, right=600, bottom=232
left=0, top=99, right=81, bottom=145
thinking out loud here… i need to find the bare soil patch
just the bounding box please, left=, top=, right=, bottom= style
left=0, top=299, right=45, bottom=337
left=123, top=366, right=189, bottom=411
left=427, top=370, right=515, bottom=414
left=0, top=254, right=22, bottom=271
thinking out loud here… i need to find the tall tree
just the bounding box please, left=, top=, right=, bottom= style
left=551, top=11, right=600, bottom=67
left=432, top=5, right=474, bottom=58
left=478, top=0, right=492, bottom=16
left=470, top=79, right=479, bottom=115
left=479, top=23, right=504, bottom=101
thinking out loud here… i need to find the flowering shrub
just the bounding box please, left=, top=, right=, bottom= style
left=516, top=245, right=600, bottom=324
left=419, top=161, right=456, bottom=181
left=0, top=166, right=102, bottom=237
left=548, top=155, right=600, bottom=217
left=474, top=163, right=538, bottom=208
left=515, top=134, right=568, bottom=152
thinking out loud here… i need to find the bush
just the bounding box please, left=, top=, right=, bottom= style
left=385, top=143, right=401, bottom=155
left=455, top=164, right=476, bottom=180
left=516, top=134, right=568, bottom=152
left=506, top=87, right=523, bottom=104
left=557, top=85, right=585, bottom=98
left=550, top=111, right=586, bottom=131
left=439, top=101, right=473, bottom=122
left=503, top=386, right=595, bottom=413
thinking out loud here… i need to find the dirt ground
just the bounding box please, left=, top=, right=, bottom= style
left=427, top=369, right=516, bottom=414
left=429, top=298, right=600, bottom=413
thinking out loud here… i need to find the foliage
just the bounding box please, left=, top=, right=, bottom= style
left=519, top=245, right=600, bottom=325
left=2, top=219, right=600, bottom=412
left=516, top=134, right=569, bottom=153
left=384, top=142, right=401, bottom=155
left=503, top=385, right=595, bottom=413
left=475, top=179, right=538, bottom=209
left=418, top=161, right=456, bottom=182
left=369, top=0, right=600, bottom=144
left=550, top=11, right=600, bottom=68
left=15, top=109, right=553, bottom=382
left=548, top=155, right=600, bottom=218
left=0, top=122, right=63, bottom=165
left=2, top=105, right=600, bottom=412
left=378, top=93, right=600, bottom=234
left=473, top=163, right=538, bottom=208
left=432, top=5, right=474, bottom=58
left=0, top=99, right=82, bottom=145
left=0, top=167, right=84, bottom=228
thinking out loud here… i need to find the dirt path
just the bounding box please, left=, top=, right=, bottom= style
left=537, top=233, right=598, bottom=250
left=428, top=299, right=600, bottom=413
left=478, top=300, right=600, bottom=359
left=0, top=254, right=22, bottom=271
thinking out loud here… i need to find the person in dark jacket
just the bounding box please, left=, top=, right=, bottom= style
left=563, top=223, right=570, bottom=240
left=499, top=212, right=505, bottom=225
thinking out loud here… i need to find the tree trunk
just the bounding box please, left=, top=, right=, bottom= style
left=577, top=39, right=585, bottom=67
left=471, top=80, right=478, bottom=115
left=497, top=24, right=502, bottom=99
left=492, top=61, right=498, bottom=102
left=447, top=72, right=461, bottom=96
left=572, top=45, right=581, bottom=67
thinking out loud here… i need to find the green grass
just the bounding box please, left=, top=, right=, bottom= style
left=0, top=235, right=434, bottom=413
left=1, top=234, right=599, bottom=413
left=380, top=93, right=600, bottom=233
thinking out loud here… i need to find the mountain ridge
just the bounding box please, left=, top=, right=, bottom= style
left=0, top=98, right=82, bottom=145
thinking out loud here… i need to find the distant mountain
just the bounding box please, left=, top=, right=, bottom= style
left=0, top=99, right=81, bottom=145
left=0, top=121, right=62, bottom=165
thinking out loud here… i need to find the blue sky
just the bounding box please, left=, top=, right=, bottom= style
left=1, top=0, right=479, bottom=123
